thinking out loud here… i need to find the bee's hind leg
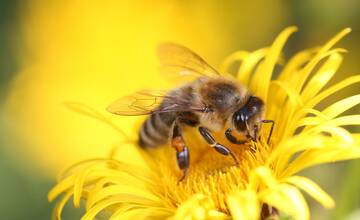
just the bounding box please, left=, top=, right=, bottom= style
left=171, top=123, right=190, bottom=182
left=198, top=127, right=239, bottom=165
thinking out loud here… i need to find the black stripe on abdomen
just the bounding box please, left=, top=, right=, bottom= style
left=138, top=113, right=175, bottom=147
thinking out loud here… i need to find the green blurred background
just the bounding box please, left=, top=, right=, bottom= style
left=0, top=1, right=359, bottom=219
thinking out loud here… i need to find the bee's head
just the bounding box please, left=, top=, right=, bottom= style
left=232, top=96, right=265, bottom=140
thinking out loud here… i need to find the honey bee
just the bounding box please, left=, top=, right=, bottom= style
left=107, top=43, right=274, bottom=180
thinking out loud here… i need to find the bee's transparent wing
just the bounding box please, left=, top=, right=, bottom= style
left=107, top=90, right=166, bottom=116
left=157, top=43, right=220, bottom=82
left=107, top=89, right=205, bottom=116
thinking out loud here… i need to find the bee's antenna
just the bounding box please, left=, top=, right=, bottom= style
left=262, top=120, right=275, bottom=144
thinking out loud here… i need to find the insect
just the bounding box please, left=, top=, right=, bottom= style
left=107, top=43, right=274, bottom=181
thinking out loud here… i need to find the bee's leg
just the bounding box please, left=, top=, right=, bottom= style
left=199, top=127, right=239, bottom=165
left=225, top=128, right=247, bottom=145
left=261, top=120, right=275, bottom=144
left=171, top=123, right=190, bottom=181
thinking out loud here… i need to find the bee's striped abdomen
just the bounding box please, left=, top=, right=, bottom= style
left=138, top=112, right=176, bottom=147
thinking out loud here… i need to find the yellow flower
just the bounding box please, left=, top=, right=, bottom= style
left=48, top=27, right=360, bottom=220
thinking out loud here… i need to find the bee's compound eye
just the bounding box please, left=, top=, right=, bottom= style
left=233, top=110, right=247, bottom=131
left=248, top=96, right=264, bottom=113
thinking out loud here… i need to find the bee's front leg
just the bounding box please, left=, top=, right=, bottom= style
left=225, top=128, right=247, bottom=145
left=261, top=120, right=275, bottom=144
left=171, top=123, right=190, bottom=182
left=198, top=127, right=239, bottom=165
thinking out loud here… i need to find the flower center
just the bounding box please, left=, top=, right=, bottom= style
left=150, top=132, right=270, bottom=214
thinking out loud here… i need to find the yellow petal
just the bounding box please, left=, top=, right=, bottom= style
left=292, top=108, right=330, bottom=129
left=296, top=97, right=360, bottom=136
left=278, top=48, right=317, bottom=82
left=219, top=50, right=249, bottom=74
left=84, top=197, right=169, bottom=220
left=301, top=53, right=343, bottom=102
left=227, top=190, right=259, bottom=220
left=81, top=196, right=124, bottom=220
left=73, top=165, right=95, bottom=207
left=268, top=80, right=302, bottom=139
left=249, top=166, right=279, bottom=190
left=250, top=26, right=297, bottom=100
left=318, top=28, right=351, bottom=54
left=48, top=175, right=76, bottom=202
left=267, top=135, right=327, bottom=169
left=114, top=207, right=171, bottom=220
left=306, top=75, right=360, bottom=108
left=86, top=185, right=161, bottom=209
left=109, top=205, right=172, bottom=220
left=271, top=48, right=316, bottom=122
left=171, top=194, right=227, bottom=220
left=237, top=48, right=268, bottom=85
left=308, top=115, right=360, bottom=128
left=53, top=190, right=73, bottom=220
left=294, top=27, right=351, bottom=93
left=270, top=80, right=303, bottom=107
left=285, top=176, right=335, bottom=208
left=284, top=144, right=360, bottom=176
left=322, top=94, right=360, bottom=118
left=260, top=184, right=310, bottom=220
left=304, top=125, right=354, bottom=144
left=290, top=48, right=346, bottom=94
